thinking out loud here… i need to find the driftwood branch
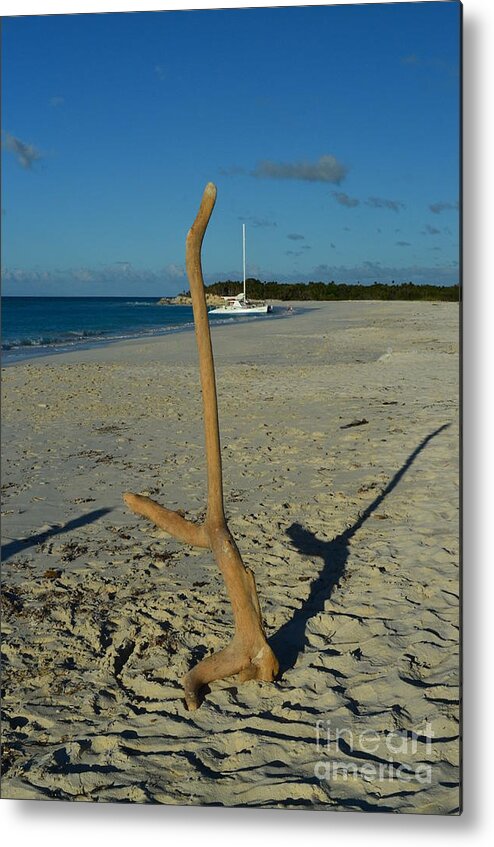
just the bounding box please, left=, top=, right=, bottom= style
left=124, top=182, right=279, bottom=709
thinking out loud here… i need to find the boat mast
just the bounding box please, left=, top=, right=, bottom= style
left=242, top=223, right=246, bottom=302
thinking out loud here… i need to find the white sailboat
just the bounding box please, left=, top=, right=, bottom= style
left=209, top=225, right=272, bottom=316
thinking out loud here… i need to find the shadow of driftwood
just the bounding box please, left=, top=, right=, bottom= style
left=1, top=508, right=114, bottom=561
left=269, top=423, right=451, bottom=675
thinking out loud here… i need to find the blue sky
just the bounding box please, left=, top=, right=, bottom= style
left=2, top=2, right=461, bottom=296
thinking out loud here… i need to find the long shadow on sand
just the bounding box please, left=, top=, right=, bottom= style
left=269, top=423, right=451, bottom=675
left=1, top=508, right=114, bottom=561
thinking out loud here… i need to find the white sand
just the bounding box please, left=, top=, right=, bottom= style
left=1, top=300, right=460, bottom=812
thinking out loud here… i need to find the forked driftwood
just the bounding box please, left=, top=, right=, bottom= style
left=124, top=183, right=279, bottom=710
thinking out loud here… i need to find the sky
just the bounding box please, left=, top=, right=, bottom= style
left=1, top=1, right=461, bottom=296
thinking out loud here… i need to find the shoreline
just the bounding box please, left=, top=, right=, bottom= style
left=1, top=300, right=460, bottom=810
left=1, top=302, right=294, bottom=367
left=1, top=298, right=458, bottom=368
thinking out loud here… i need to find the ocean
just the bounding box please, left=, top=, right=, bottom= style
left=1, top=296, right=279, bottom=364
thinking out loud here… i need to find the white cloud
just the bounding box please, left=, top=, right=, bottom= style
left=2, top=263, right=187, bottom=296
left=310, top=260, right=457, bottom=285
left=164, top=263, right=186, bottom=279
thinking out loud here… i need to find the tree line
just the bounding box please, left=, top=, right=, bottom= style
left=182, top=279, right=460, bottom=302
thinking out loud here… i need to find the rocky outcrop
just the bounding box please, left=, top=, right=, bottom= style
left=158, top=294, right=226, bottom=307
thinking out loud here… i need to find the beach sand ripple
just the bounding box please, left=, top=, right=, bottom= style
left=1, top=301, right=459, bottom=812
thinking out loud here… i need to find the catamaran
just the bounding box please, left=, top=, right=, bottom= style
left=209, top=225, right=272, bottom=316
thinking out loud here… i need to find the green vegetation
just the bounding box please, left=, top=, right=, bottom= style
left=184, top=279, right=460, bottom=302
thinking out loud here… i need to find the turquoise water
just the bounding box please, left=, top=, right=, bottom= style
left=1, top=296, right=279, bottom=364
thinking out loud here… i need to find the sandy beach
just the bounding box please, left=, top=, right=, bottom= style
left=1, top=300, right=460, bottom=812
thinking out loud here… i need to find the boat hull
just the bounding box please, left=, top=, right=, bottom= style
left=209, top=305, right=271, bottom=316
